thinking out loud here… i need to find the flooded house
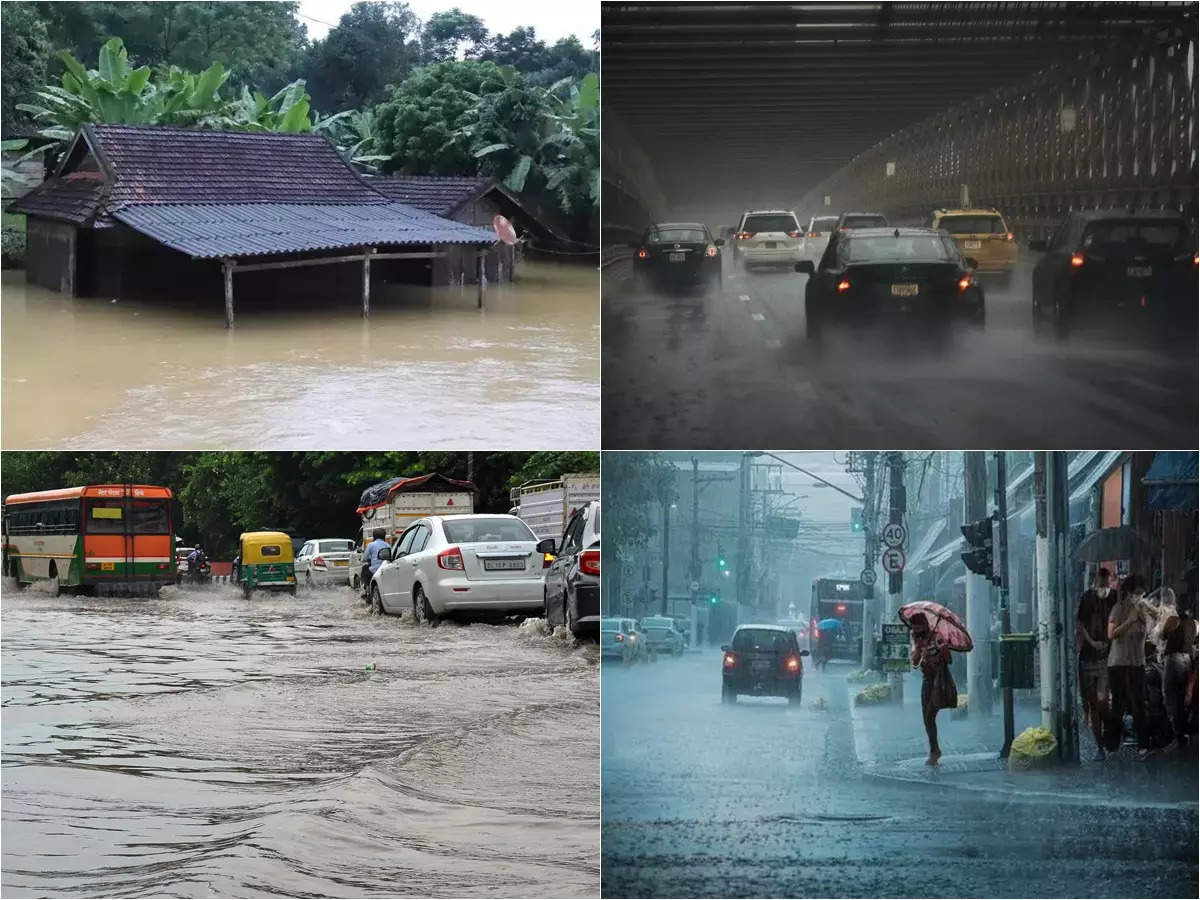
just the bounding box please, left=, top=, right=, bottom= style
left=369, top=175, right=572, bottom=284
left=7, top=124, right=497, bottom=325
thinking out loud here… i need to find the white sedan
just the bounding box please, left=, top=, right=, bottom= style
left=368, top=514, right=547, bottom=623
left=296, top=538, right=361, bottom=587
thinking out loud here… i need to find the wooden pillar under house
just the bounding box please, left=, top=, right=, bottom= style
left=222, top=257, right=236, bottom=328
left=362, top=247, right=374, bottom=317
left=476, top=251, right=486, bottom=309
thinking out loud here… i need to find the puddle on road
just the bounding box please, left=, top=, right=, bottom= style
left=1, top=583, right=599, bottom=897
left=1, top=261, right=599, bottom=449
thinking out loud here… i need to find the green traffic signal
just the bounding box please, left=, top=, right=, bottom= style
left=710, top=594, right=718, bottom=604
left=718, top=557, right=727, bottom=569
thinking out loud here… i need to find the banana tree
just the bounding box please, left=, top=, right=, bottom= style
left=214, top=80, right=314, bottom=133
left=314, top=107, right=390, bottom=172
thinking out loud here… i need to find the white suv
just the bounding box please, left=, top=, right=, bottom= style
left=732, top=209, right=804, bottom=270
left=802, top=215, right=839, bottom=265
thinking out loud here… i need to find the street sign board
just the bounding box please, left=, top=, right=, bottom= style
left=860, top=567, right=877, bottom=587
left=882, top=522, right=907, bottom=548
left=879, top=623, right=910, bottom=672
left=882, top=624, right=909, bottom=642
left=881, top=547, right=906, bottom=573
left=689, top=580, right=700, bottom=593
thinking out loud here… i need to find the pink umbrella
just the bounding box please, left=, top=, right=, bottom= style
left=898, top=601, right=973, bottom=652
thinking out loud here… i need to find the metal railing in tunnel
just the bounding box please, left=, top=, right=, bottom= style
left=796, top=25, right=1198, bottom=238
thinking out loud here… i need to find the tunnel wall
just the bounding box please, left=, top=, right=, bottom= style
left=797, top=27, right=1198, bottom=239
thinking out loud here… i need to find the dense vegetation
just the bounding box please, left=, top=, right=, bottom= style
left=1, top=1, right=599, bottom=240
left=1, top=451, right=599, bottom=557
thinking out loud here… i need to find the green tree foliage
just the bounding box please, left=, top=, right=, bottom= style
left=477, top=28, right=596, bottom=86
left=1, top=451, right=599, bottom=557
left=302, top=1, right=420, bottom=113
left=1, top=1, right=53, bottom=127
left=421, top=8, right=489, bottom=62
left=601, top=453, right=677, bottom=555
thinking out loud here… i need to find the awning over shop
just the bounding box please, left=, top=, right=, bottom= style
left=1142, top=452, right=1198, bottom=510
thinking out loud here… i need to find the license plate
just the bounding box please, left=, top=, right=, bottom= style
left=751, top=659, right=770, bottom=672
left=1127, top=266, right=1152, bottom=278
left=669, top=252, right=685, bottom=263
left=763, top=242, right=777, bottom=249
left=483, top=559, right=525, bottom=571
left=891, top=283, right=919, bottom=297
left=333, top=560, right=348, bottom=566
left=101, top=562, right=114, bottom=571
left=963, top=240, right=982, bottom=250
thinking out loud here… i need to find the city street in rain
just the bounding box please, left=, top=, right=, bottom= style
left=1, top=584, right=599, bottom=898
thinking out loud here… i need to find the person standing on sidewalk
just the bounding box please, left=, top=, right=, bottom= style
left=1159, top=592, right=1196, bottom=753
left=909, top=612, right=955, bottom=767
left=1107, top=574, right=1150, bottom=757
left=1077, top=567, right=1115, bottom=760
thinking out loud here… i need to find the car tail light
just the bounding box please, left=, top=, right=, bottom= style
left=86, top=562, right=100, bottom=571
left=156, top=563, right=169, bottom=570
left=785, top=655, right=800, bottom=672
left=788, top=230, right=801, bottom=239
left=437, top=546, right=464, bottom=570
left=1070, top=252, right=1084, bottom=267
left=580, top=549, right=600, bottom=576
left=1194, top=253, right=1198, bottom=266
left=314, top=555, right=326, bottom=568
left=807, top=231, right=819, bottom=238
left=637, top=248, right=647, bottom=259
left=836, top=604, right=846, bottom=613
left=1005, top=232, right=1014, bottom=242
left=706, top=245, right=718, bottom=257
left=737, top=231, right=752, bottom=240
left=836, top=279, right=851, bottom=293
left=614, top=632, right=624, bottom=642
left=957, top=276, right=971, bottom=292
left=723, top=651, right=738, bottom=670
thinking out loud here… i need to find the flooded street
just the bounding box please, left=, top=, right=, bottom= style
left=1, top=261, right=599, bottom=449
left=2, top=583, right=599, bottom=897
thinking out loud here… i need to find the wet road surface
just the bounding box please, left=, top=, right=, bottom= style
left=2, top=261, right=599, bottom=449
left=2, top=582, right=599, bottom=897
left=601, top=254, right=1197, bottom=448
left=601, top=652, right=1197, bottom=898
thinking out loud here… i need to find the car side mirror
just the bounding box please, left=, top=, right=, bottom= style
left=535, top=537, right=556, bottom=555
left=963, top=256, right=979, bottom=270
left=720, top=644, right=730, bottom=652
left=376, top=547, right=391, bottom=561
left=1028, top=239, right=1048, bottom=252
left=794, top=260, right=815, bottom=275
left=714, top=238, right=725, bottom=247
left=800, top=649, right=811, bottom=657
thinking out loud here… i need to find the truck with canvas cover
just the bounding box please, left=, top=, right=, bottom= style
left=356, top=473, right=476, bottom=544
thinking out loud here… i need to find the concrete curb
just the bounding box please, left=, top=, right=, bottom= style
left=846, top=681, right=1199, bottom=812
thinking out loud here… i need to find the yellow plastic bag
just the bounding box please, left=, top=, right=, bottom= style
left=1008, top=725, right=1057, bottom=771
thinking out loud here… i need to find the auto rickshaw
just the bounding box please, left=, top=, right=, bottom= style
left=237, top=531, right=296, bottom=598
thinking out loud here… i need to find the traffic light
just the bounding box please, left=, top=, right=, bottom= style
left=851, top=507, right=864, bottom=532
left=717, top=544, right=727, bottom=572
left=709, top=593, right=719, bottom=605
left=960, top=516, right=994, bottom=578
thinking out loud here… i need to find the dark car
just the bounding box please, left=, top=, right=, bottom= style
left=721, top=625, right=809, bottom=705
left=1028, top=209, right=1198, bottom=337
left=631, top=222, right=723, bottom=295
left=836, top=211, right=889, bottom=231
left=541, top=499, right=600, bottom=638
left=797, top=227, right=984, bottom=339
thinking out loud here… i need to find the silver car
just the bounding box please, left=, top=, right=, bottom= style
left=296, top=538, right=360, bottom=587
left=368, top=514, right=545, bottom=623
left=640, top=616, right=685, bottom=657
left=601, top=617, right=652, bottom=664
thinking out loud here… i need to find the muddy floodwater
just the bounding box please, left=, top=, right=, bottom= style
left=1, top=261, right=598, bottom=449
left=1, top=583, right=599, bottom=897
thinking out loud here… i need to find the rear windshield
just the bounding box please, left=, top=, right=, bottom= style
left=938, top=215, right=1005, bottom=234
left=841, top=233, right=958, bottom=264
left=442, top=517, right=535, bottom=543
left=743, top=214, right=798, bottom=234
left=732, top=628, right=795, bottom=653
left=841, top=215, right=888, bottom=229
left=601, top=619, right=621, bottom=632
left=260, top=544, right=282, bottom=557
left=1081, top=219, right=1185, bottom=252
left=648, top=227, right=708, bottom=243
left=810, top=217, right=838, bottom=233
left=319, top=539, right=355, bottom=553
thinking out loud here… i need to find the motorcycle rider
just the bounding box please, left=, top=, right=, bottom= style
left=362, top=529, right=389, bottom=601
left=187, top=545, right=209, bottom=584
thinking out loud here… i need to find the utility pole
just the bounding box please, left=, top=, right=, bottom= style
left=861, top=452, right=877, bottom=669
left=1034, top=452, right=1058, bottom=733
left=964, top=452, right=993, bottom=716
left=887, top=452, right=905, bottom=704
left=994, top=451, right=1014, bottom=757
left=1047, top=451, right=1079, bottom=762
left=690, top=458, right=701, bottom=648
left=737, top=453, right=750, bottom=613
left=661, top=501, right=670, bottom=616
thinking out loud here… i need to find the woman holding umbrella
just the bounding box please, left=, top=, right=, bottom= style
left=900, top=601, right=974, bottom=766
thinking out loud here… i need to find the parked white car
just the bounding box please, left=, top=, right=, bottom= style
left=801, top=214, right=839, bottom=265
left=296, top=538, right=360, bottom=587
left=368, top=514, right=546, bottom=623
left=732, top=209, right=804, bottom=270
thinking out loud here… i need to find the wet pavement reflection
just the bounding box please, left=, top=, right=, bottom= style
left=1, top=581, right=599, bottom=897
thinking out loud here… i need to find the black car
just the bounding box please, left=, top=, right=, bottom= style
left=541, top=500, right=600, bottom=638
left=797, top=227, right=984, bottom=339
left=721, top=625, right=809, bottom=705
left=1028, top=209, right=1198, bottom=337
left=631, top=222, right=723, bottom=295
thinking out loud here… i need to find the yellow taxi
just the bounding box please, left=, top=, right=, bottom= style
left=929, top=208, right=1018, bottom=284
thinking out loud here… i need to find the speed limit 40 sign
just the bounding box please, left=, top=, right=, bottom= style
left=882, top=522, right=907, bottom=548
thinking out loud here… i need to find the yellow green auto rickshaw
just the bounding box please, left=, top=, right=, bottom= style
left=237, top=531, right=296, bottom=598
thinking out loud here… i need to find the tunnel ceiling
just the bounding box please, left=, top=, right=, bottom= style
left=602, top=1, right=1197, bottom=213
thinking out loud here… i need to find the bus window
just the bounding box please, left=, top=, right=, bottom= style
left=85, top=499, right=126, bottom=533
left=130, top=500, right=169, bottom=534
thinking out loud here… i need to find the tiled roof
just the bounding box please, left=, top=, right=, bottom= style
left=369, top=175, right=491, bottom=215
left=88, top=124, right=384, bottom=208
left=7, top=170, right=105, bottom=224
left=112, top=202, right=495, bottom=258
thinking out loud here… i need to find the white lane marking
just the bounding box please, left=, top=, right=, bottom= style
left=739, top=294, right=750, bottom=302
left=766, top=339, right=782, bottom=349
left=751, top=312, right=765, bottom=321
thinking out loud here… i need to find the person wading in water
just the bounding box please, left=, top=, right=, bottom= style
left=910, top=611, right=956, bottom=766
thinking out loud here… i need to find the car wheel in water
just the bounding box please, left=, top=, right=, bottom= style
left=288, top=585, right=297, bottom=596
left=805, top=298, right=822, bottom=341
left=415, top=585, right=439, bottom=627
left=370, top=585, right=384, bottom=615
left=242, top=582, right=253, bottom=600
left=789, top=681, right=803, bottom=705
left=565, top=595, right=577, bottom=635
left=305, top=570, right=312, bottom=586
left=721, top=683, right=736, bottom=705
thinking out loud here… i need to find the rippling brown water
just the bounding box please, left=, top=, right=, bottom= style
left=1, top=582, right=599, bottom=897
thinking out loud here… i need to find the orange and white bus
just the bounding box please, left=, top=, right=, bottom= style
left=3, top=485, right=176, bottom=594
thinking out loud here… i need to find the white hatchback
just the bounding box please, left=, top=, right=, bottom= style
left=296, top=538, right=361, bottom=587
left=369, top=514, right=546, bottom=623
left=733, top=209, right=804, bottom=269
